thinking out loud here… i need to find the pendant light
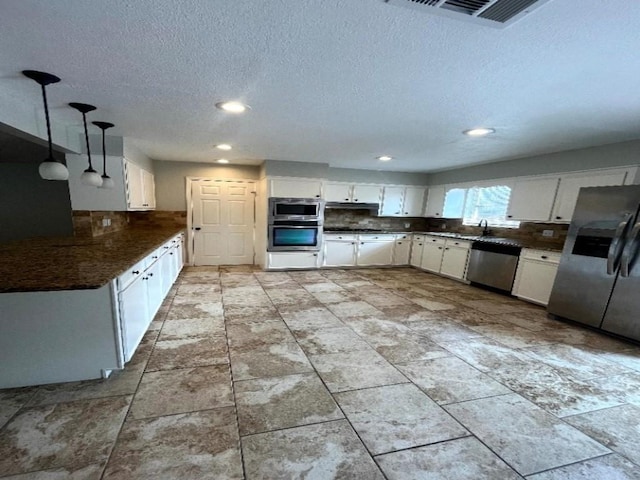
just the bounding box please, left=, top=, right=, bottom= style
left=22, top=70, right=69, bottom=181
left=92, top=121, right=115, bottom=189
left=69, top=102, right=102, bottom=187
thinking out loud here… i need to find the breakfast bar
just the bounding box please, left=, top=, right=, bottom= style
left=0, top=228, right=184, bottom=388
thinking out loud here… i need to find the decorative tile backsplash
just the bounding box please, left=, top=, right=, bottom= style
left=128, top=211, right=187, bottom=229
left=72, top=211, right=128, bottom=237
left=73, top=210, right=187, bottom=237
left=424, top=218, right=569, bottom=249
left=324, top=209, right=568, bottom=249
left=324, top=209, right=428, bottom=231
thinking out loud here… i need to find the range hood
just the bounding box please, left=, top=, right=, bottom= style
left=325, top=202, right=380, bottom=212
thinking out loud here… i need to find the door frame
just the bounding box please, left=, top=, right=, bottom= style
left=185, top=177, right=257, bottom=266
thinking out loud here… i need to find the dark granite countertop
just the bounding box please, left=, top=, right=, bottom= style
left=0, top=227, right=185, bottom=293
left=416, top=231, right=563, bottom=252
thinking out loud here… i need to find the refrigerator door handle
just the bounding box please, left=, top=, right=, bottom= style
left=620, top=222, right=640, bottom=277
left=607, top=213, right=634, bottom=275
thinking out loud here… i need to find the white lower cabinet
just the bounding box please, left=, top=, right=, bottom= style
left=420, top=237, right=446, bottom=272
left=412, top=235, right=470, bottom=282
left=357, top=239, right=395, bottom=266
left=117, top=233, right=184, bottom=362
left=440, top=241, right=471, bottom=280
left=324, top=237, right=357, bottom=267
left=410, top=235, right=425, bottom=267
left=268, top=252, right=321, bottom=269
left=512, top=249, right=561, bottom=306
left=119, top=274, right=150, bottom=363
left=393, top=234, right=411, bottom=265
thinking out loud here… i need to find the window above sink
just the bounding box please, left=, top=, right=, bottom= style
left=442, top=184, right=521, bottom=229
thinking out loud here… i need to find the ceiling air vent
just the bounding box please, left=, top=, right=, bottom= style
left=384, top=0, right=554, bottom=28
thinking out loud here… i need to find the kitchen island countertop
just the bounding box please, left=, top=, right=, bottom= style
left=0, top=227, right=185, bottom=293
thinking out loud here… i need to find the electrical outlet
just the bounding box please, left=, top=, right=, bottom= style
left=404, top=222, right=410, bottom=228
left=441, top=223, right=447, bottom=230
left=102, top=218, right=111, bottom=227
left=542, top=229, right=554, bottom=237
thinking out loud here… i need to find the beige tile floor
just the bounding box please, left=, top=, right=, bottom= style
left=2, top=266, right=640, bottom=479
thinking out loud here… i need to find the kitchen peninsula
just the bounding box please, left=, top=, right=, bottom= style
left=0, top=227, right=184, bottom=389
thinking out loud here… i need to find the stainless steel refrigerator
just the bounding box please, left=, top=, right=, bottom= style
left=548, top=184, right=640, bottom=341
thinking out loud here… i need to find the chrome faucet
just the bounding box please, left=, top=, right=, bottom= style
left=478, top=219, right=491, bottom=236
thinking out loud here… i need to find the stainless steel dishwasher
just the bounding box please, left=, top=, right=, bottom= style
left=466, top=240, right=522, bottom=293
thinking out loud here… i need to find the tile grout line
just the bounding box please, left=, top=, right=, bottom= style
left=98, top=277, right=179, bottom=480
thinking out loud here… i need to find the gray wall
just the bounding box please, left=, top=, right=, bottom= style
left=154, top=161, right=260, bottom=211
left=262, top=160, right=329, bottom=179
left=0, top=163, right=73, bottom=243
left=327, top=167, right=430, bottom=186
left=428, top=140, right=640, bottom=185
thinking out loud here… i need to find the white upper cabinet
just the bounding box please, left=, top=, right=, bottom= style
left=424, top=185, right=446, bottom=218
left=125, top=160, right=155, bottom=210
left=403, top=187, right=426, bottom=216
left=380, top=186, right=426, bottom=217
left=323, top=182, right=382, bottom=203
left=551, top=168, right=633, bottom=222
left=324, top=183, right=352, bottom=202
left=352, top=184, right=382, bottom=203
left=268, top=177, right=323, bottom=198
left=380, top=187, right=405, bottom=216
left=507, top=177, right=559, bottom=222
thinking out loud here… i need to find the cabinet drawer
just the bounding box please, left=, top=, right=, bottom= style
left=117, top=258, right=147, bottom=291
left=424, top=236, right=446, bottom=246
left=445, top=239, right=471, bottom=250
left=324, top=234, right=357, bottom=241
left=521, top=249, right=561, bottom=263
left=359, top=234, right=396, bottom=242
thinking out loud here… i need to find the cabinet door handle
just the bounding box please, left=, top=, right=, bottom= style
left=194, top=227, right=201, bottom=231
left=132, top=270, right=140, bottom=275
left=164, top=246, right=170, bottom=249
left=315, top=195, right=320, bottom=198
left=170, top=252, right=174, bottom=255
left=345, top=198, right=349, bottom=201
left=438, top=246, right=442, bottom=250
left=152, top=256, right=158, bottom=259
left=313, top=253, right=318, bottom=256
left=555, top=216, right=562, bottom=220
left=436, top=213, right=440, bottom=216
left=507, top=215, right=513, bottom=218
left=360, top=242, right=364, bottom=245
left=148, top=272, right=153, bottom=277
left=395, top=211, right=400, bottom=214
left=398, top=242, right=402, bottom=245
left=454, top=242, right=459, bottom=245
left=418, top=243, right=422, bottom=246
left=432, top=239, right=436, bottom=242
left=351, top=242, right=355, bottom=245
left=404, top=212, right=408, bottom=215
left=541, top=255, right=548, bottom=259
left=445, top=247, right=449, bottom=250
left=142, top=276, right=148, bottom=281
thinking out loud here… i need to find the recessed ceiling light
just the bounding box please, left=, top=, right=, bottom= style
left=463, top=128, right=495, bottom=136
left=215, top=144, right=232, bottom=151
left=216, top=159, right=229, bottom=164
left=377, top=155, right=393, bottom=161
left=215, top=101, right=249, bottom=113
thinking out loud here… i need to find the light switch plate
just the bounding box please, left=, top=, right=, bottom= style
left=542, top=229, right=554, bottom=237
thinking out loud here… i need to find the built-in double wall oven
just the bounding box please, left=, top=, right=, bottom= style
left=268, top=198, right=324, bottom=252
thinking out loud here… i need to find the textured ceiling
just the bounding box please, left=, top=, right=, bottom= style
left=1, top=0, right=640, bottom=173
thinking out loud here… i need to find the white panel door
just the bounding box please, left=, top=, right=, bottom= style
left=324, top=241, right=357, bottom=266
left=357, top=241, right=394, bottom=266
left=421, top=241, right=445, bottom=272
left=192, top=180, right=255, bottom=265
left=424, top=185, right=446, bottom=217
left=380, top=187, right=404, bottom=216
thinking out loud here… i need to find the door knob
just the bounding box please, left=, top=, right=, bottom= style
left=194, top=227, right=201, bottom=230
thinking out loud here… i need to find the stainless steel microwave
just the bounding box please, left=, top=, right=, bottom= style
left=269, top=197, right=324, bottom=223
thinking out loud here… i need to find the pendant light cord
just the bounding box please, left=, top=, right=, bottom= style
left=82, top=112, right=94, bottom=170
left=102, top=129, right=107, bottom=175
left=41, top=84, right=54, bottom=161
